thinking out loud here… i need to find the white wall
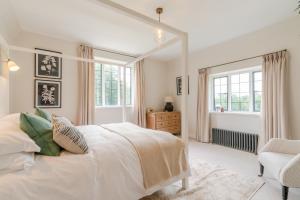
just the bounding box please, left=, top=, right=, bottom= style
left=0, top=34, right=10, bottom=117
left=9, top=31, right=80, bottom=123
left=9, top=31, right=169, bottom=124
left=0, top=0, right=20, bottom=44
left=167, top=16, right=300, bottom=139
left=144, top=59, right=170, bottom=111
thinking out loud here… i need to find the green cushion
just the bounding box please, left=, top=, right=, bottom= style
left=20, top=113, right=61, bottom=156
left=35, top=108, right=52, bottom=122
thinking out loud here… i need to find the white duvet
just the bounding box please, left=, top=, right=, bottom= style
left=0, top=125, right=187, bottom=200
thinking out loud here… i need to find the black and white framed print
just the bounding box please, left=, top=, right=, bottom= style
left=35, top=48, right=62, bottom=79
left=176, top=76, right=182, bottom=96
left=35, top=79, right=61, bottom=108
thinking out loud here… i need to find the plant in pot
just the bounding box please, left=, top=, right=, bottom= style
left=164, top=96, right=174, bottom=112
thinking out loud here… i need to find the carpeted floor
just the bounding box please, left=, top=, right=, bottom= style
left=142, top=160, right=264, bottom=200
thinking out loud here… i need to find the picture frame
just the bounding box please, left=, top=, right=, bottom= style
left=35, top=48, right=62, bottom=79
left=35, top=79, right=61, bottom=108
left=176, top=76, right=182, bottom=96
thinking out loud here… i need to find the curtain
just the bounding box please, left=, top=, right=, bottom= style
left=262, top=50, right=289, bottom=143
left=196, top=68, right=210, bottom=142
left=134, top=60, right=145, bottom=127
left=77, top=45, right=95, bottom=125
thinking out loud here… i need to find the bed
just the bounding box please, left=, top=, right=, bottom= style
left=0, top=114, right=189, bottom=200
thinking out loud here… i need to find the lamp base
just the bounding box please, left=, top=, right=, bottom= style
left=164, top=102, right=174, bottom=112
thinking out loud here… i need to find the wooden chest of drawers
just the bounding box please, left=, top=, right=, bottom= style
left=146, top=112, right=181, bottom=135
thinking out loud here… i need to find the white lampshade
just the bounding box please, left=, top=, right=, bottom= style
left=164, top=96, right=173, bottom=103
left=154, top=28, right=166, bottom=45
left=8, top=60, right=20, bottom=72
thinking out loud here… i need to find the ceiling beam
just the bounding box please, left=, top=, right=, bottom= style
left=93, top=0, right=187, bottom=37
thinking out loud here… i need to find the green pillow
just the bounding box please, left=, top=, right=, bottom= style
left=35, top=108, right=52, bottom=122
left=20, top=113, right=61, bottom=156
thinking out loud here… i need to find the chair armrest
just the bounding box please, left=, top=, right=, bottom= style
left=260, top=138, right=300, bottom=155
left=280, top=154, right=300, bottom=187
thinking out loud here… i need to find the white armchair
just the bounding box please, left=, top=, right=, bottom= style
left=258, top=138, right=300, bottom=200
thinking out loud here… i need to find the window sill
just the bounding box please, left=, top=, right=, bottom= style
left=95, top=105, right=133, bottom=109
left=209, top=111, right=261, bottom=117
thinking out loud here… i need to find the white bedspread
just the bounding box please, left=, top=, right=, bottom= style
left=0, top=125, right=188, bottom=200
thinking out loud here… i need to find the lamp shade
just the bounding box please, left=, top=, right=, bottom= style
left=8, top=60, right=20, bottom=72
left=164, top=96, right=174, bottom=103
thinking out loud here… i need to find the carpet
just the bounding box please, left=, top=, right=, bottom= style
left=141, top=160, right=264, bottom=200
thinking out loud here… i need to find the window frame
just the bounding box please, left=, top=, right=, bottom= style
left=95, top=63, right=134, bottom=108
left=213, top=76, right=229, bottom=111
left=252, top=71, right=262, bottom=112
left=210, top=67, right=262, bottom=113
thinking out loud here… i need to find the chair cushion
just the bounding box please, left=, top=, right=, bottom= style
left=259, top=152, right=295, bottom=179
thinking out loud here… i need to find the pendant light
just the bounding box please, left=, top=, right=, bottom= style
left=154, top=7, right=166, bottom=45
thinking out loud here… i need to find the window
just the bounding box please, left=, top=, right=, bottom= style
left=211, top=67, right=262, bottom=112
left=213, top=77, right=228, bottom=111
left=231, top=73, right=250, bottom=112
left=95, top=63, right=133, bottom=107
left=253, top=71, right=262, bottom=112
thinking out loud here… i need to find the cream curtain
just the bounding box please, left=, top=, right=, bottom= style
left=134, top=60, right=145, bottom=127
left=196, top=68, right=210, bottom=142
left=262, top=50, right=289, bottom=143
left=77, top=45, right=95, bottom=125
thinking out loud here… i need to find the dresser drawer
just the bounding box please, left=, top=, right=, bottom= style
left=155, top=113, right=167, bottom=122
left=156, top=121, right=167, bottom=129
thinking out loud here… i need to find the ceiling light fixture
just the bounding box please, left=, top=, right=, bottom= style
left=154, top=7, right=166, bottom=45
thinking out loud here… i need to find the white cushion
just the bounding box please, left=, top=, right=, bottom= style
left=259, top=152, right=295, bottom=179
left=0, top=113, right=41, bottom=155
left=0, top=152, right=35, bottom=174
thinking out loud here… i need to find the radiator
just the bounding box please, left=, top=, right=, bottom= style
left=212, top=128, right=259, bottom=154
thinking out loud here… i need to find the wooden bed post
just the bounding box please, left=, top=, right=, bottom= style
left=180, top=33, right=189, bottom=189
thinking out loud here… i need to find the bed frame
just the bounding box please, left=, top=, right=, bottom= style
left=4, top=0, right=190, bottom=189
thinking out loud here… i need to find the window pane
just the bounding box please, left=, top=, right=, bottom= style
left=240, top=83, right=249, bottom=93
left=254, top=92, right=262, bottom=112
left=221, top=85, right=227, bottom=93
left=231, top=83, right=239, bottom=93
left=214, top=78, right=220, bottom=86
left=240, top=93, right=249, bottom=103
left=254, top=72, right=262, bottom=81
left=125, top=67, right=132, bottom=105
left=231, top=75, right=239, bottom=83
left=214, top=85, right=220, bottom=93
left=231, top=103, right=240, bottom=111
left=220, top=77, right=227, bottom=85
left=240, top=102, right=249, bottom=111
left=95, top=64, right=102, bottom=106
left=213, top=77, right=228, bottom=111
left=231, top=93, right=240, bottom=102
left=240, top=73, right=249, bottom=82
left=254, top=80, right=262, bottom=92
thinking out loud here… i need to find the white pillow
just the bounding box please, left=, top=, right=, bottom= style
left=0, top=113, right=41, bottom=155
left=0, top=152, right=35, bottom=174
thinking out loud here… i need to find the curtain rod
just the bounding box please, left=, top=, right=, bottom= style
left=202, top=49, right=287, bottom=70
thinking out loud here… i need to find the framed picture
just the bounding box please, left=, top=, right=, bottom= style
left=35, top=48, right=62, bottom=79
left=35, top=79, right=61, bottom=108
left=176, top=76, right=182, bottom=95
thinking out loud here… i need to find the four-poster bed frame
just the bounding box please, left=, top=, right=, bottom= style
left=6, top=0, right=189, bottom=188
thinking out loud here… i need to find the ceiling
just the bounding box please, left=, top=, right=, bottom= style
left=7, top=0, right=297, bottom=61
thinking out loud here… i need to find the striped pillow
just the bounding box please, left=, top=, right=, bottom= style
left=52, top=115, right=88, bottom=154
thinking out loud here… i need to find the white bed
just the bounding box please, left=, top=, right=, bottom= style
left=0, top=124, right=189, bottom=200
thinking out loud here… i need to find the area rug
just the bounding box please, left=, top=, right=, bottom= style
left=141, top=160, right=264, bottom=200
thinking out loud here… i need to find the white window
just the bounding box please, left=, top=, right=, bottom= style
left=95, top=63, right=133, bottom=107
left=211, top=67, right=262, bottom=112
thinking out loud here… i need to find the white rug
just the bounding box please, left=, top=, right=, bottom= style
left=142, top=160, right=264, bottom=200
